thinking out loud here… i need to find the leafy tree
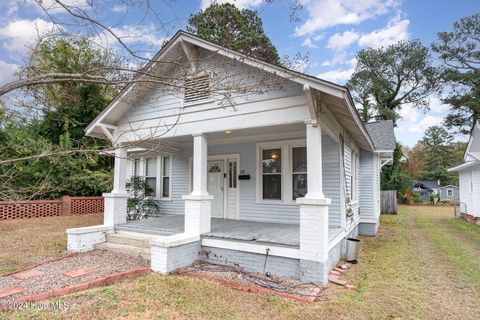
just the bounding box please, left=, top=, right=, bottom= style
left=381, top=143, right=412, bottom=192
left=25, top=37, right=117, bottom=145
left=187, top=2, right=281, bottom=65
left=432, top=13, right=480, bottom=135
left=416, top=126, right=466, bottom=185
left=347, top=40, right=438, bottom=124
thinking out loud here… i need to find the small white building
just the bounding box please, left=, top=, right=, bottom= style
left=66, top=31, right=395, bottom=284
left=449, top=121, right=480, bottom=223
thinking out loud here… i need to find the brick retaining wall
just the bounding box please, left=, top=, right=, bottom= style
left=0, top=196, right=104, bottom=220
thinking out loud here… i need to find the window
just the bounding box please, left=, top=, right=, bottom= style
left=145, top=157, right=157, bottom=196
left=350, top=151, right=358, bottom=200
left=447, top=189, right=453, bottom=197
left=161, top=156, right=171, bottom=198
left=228, top=160, right=237, bottom=188
left=292, top=147, right=307, bottom=200
left=184, top=74, right=210, bottom=104
left=133, top=158, right=140, bottom=176
left=261, top=148, right=282, bottom=200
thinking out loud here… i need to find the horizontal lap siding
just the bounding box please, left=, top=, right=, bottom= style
left=158, top=155, right=189, bottom=215
left=359, top=149, right=374, bottom=217
left=322, top=135, right=341, bottom=227
left=119, top=51, right=303, bottom=130
left=207, top=142, right=300, bottom=224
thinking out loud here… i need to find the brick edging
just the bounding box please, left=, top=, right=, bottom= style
left=0, top=267, right=151, bottom=311
left=177, top=271, right=322, bottom=303
left=1, top=253, right=79, bottom=277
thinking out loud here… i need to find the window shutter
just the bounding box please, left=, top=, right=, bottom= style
left=184, top=75, right=210, bottom=103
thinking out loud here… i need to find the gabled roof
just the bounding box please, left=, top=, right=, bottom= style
left=365, top=120, right=396, bottom=151
left=449, top=121, right=480, bottom=172
left=85, top=30, right=376, bottom=150
left=414, top=180, right=441, bottom=191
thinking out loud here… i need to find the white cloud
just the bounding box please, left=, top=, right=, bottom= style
left=397, top=103, right=443, bottom=134
left=112, top=4, right=128, bottom=13
left=317, top=67, right=354, bottom=83
left=92, top=24, right=165, bottom=49
left=327, top=30, right=359, bottom=51
left=321, top=51, right=347, bottom=67
left=0, top=18, right=58, bottom=57
left=201, top=0, right=263, bottom=9
left=302, top=37, right=317, bottom=48
left=295, top=0, right=400, bottom=36
left=358, top=17, right=409, bottom=48
left=0, top=60, right=19, bottom=86
left=27, top=0, right=91, bottom=14
left=429, top=96, right=450, bottom=114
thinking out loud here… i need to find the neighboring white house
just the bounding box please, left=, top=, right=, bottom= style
left=66, top=31, right=395, bottom=284
left=449, top=121, right=480, bottom=224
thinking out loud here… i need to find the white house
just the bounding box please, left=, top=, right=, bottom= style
left=66, top=31, right=395, bottom=284
left=449, top=120, right=480, bottom=223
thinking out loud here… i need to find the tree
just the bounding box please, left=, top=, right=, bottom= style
left=26, top=37, right=117, bottom=145
left=432, top=13, right=480, bottom=135
left=187, top=2, right=281, bottom=65
left=381, top=143, right=412, bottom=192
left=347, top=40, right=438, bottom=124
left=417, top=126, right=465, bottom=185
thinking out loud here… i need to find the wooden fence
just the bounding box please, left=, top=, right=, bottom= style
left=0, top=196, right=104, bottom=220
left=381, top=190, right=398, bottom=214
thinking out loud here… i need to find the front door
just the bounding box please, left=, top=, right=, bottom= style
left=208, top=161, right=224, bottom=218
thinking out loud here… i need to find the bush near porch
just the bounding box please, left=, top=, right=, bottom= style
left=1, top=206, right=479, bottom=319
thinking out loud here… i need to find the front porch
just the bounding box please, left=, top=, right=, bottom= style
left=115, top=214, right=343, bottom=247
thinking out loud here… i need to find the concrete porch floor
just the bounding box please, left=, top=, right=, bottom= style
left=115, top=214, right=343, bottom=247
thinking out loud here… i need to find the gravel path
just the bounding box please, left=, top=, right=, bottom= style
left=0, top=251, right=148, bottom=304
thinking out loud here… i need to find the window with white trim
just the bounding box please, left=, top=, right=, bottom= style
left=257, top=140, right=307, bottom=203
left=351, top=150, right=358, bottom=200
left=261, top=148, right=282, bottom=200
left=133, top=158, right=140, bottom=176
left=161, top=156, right=171, bottom=199
left=228, top=160, right=237, bottom=189
left=447, top=189, right=453, bottom=197
left=292, top=147, right=307, bottom=200
left=145, top=157, right=157, bottom=196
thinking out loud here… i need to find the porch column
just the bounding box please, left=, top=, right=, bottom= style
left=183, top=134, right=213, bottom=235
left=297, top=121, right=331, bottom=284
left=103, top=146, right=128, bottom=226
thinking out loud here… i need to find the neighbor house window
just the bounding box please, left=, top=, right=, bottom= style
left=292, top=147, right=307, bottom=200
left=145, top=157, right=157, bottom=196
left=261, top=148, right=282, bottom=200
left=161, top=156, right=171, bottom=198
left=447, top=189, right=453, bottom=197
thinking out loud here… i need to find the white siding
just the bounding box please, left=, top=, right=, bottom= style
left=359, top=149, right=374, bottom=217
left=459, top=165, right=480, bottom=217
left=322, top=135, right=341, bottom=226
left=115, top=50, right=306, bottom=140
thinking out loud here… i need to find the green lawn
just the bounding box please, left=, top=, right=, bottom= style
left=1, top=206, right=479, bottom=319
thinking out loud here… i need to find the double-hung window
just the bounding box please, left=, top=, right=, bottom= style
left=292, top=147, right=307, bottom=200
left=145, top=157, right=157, bottom=196
left=257, top=140, right=307, bottom=203
left=261, top=148, right=282, bottom=200
left=161, top=156, right=171, bottom=199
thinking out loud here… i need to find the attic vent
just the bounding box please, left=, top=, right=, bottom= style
left=184, top=74, right=210, bottom=104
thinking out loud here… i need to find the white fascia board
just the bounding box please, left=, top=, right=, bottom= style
left=448, top=161, right=480, bottom=172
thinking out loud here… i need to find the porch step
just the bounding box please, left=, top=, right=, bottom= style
left=95, top=242, right=151, bottom=261
left=106, top=232, right=157, bottom=247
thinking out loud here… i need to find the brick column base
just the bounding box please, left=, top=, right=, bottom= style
left=182, top=194, right=213, bottom=235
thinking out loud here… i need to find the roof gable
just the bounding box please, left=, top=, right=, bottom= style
left=85, top=30, right=375, bottom=150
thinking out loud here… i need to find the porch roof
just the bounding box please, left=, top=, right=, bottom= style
left=116, top=214, right=342, bottom=247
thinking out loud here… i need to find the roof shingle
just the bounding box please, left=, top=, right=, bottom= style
left=365, top=120, right=396, bottom=150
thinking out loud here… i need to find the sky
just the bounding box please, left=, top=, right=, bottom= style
left=0, top=0, right=479, bottom=146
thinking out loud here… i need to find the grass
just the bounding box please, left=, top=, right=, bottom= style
left=1, top=206, right=479, bottom=319
left=0, top=214, right=103, bottom=274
